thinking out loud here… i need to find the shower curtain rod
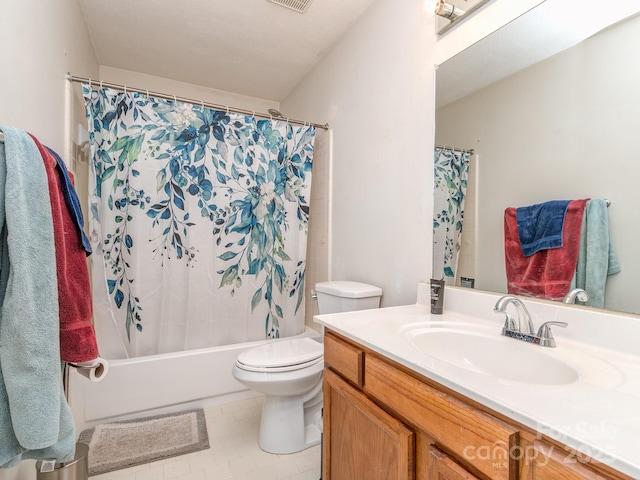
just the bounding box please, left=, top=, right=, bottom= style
left=435, top=143, right=475, bottom=155
left=66, top=75, right=329, bottom=130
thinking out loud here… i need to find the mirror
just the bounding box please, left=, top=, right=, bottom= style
left=435, top=1, right=640, bottom=316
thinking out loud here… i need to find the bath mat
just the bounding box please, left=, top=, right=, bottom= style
left=78, top=408, right=209, bottom=476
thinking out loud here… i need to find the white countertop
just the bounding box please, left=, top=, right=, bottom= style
left=314, top=284, right=640, bottom=478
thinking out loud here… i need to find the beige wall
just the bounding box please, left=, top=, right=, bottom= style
left=0, top=0, right=99, bottom=155
left=436, top=13, right=640, bottom=314
left=99, top=67, right=279, bottom=113
left=284, top=0, right=534, bottom=311
left=282, top=0, right=437, bottom=308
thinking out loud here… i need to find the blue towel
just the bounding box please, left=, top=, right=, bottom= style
left=516, top=200, right=571, bottom=256
left=575, top=199, right=621, bottom=308
left=0, top=127, right=75, bottom=466
left=47, top=147, right=92, bottom=255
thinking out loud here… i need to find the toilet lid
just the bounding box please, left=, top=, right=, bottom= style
left=236, top=337, right=324, bottom=372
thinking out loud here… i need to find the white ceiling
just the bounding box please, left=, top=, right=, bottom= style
left=78, top=0, right=377, bottom=102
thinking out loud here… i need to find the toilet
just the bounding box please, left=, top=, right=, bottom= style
left=232, top=280, right=382, bottom=454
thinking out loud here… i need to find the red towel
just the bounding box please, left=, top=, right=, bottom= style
left=504, top=199, right=588, bottom=301
left=30, top=134, right=99, bottom=362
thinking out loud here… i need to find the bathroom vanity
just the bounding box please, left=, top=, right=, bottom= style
left=315, top=284, right=640, bottom=480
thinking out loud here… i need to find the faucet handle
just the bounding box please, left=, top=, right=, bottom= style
left=536, top=321, right=568, bottom=348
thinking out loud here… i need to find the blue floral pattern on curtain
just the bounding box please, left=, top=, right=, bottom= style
left=433, top=147, right=470, bottom=284
left=84, top=85, right=315, bottom=355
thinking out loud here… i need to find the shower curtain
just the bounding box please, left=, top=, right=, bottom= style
left=433, top=147, right=470, bottom=285
left=84, top=86, right=315, bottom=358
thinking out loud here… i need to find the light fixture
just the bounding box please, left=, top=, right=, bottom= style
left=434, top=0, right=466, bottom=21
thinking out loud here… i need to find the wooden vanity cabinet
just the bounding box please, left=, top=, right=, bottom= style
left=323, top=331, right=496, bottom=480
left=322, top=331, right=631, bottom=480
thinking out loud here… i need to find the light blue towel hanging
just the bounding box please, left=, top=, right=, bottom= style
left=0, top=127, right=75, bottom=467
left=575, top=199, right=621, bottom=309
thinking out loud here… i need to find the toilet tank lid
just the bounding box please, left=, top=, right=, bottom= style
left=315, top=281, right=382, bottom=298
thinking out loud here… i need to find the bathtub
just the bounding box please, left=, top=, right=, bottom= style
left=68, top=327, right=321, bottom=433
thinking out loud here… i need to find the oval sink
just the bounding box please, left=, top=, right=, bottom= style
left=407, top=328, right=580, bottom=385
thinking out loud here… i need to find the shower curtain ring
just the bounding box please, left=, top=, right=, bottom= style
left=100, top=80, right=103, bottom=89
left=226, top=105, right=230, bottom=114
left=146, top=89, right=149, bottom=98
left=124, top=85, right=127, bottom=94
left=88, top=78, right=92, bottom=88
left=173, top=94, right=177, bottom=103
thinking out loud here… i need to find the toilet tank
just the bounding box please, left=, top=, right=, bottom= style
left=315, top=281, right=382, bottom=315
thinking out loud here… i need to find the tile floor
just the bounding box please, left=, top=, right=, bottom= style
left=90, top=396, right=322, bottom=480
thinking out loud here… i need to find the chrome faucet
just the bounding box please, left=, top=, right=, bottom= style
left=563, top=288, right=589, bottom=304
left=493, top=295, right=567, bottom=347
left=493, top=295, right=535, bottom=335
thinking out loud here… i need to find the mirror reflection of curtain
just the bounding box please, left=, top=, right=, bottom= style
left=83, top=85, right=315, bottom=358
left=433, top=148, right=470, bottom=284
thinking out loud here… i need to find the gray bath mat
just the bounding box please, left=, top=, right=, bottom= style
left=78, top=408, right=209, bottom=476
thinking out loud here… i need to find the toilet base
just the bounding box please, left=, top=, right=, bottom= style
left=259, top=387, right=323, bottom=454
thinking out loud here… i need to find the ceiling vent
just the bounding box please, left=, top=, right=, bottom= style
left=269, top=0, right=313, bottom=13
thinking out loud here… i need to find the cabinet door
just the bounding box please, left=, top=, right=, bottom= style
left=429, top=445, right=481, bottom=480
left=324, top=368, right=415, bottom=480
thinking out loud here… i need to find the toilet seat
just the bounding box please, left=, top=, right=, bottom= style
left=235, top=337, right=324, bottom=373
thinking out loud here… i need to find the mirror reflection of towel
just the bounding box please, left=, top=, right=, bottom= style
left=505, top=199, right=588, bottom=300
left=575, top=199, right=621, bottom=308
left=516, top=200, right=570, bottom=256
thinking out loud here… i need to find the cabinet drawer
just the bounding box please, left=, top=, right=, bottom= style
left=365, top=354, right=519, bottom=480
left=324, top=332, right=364, bottom=387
